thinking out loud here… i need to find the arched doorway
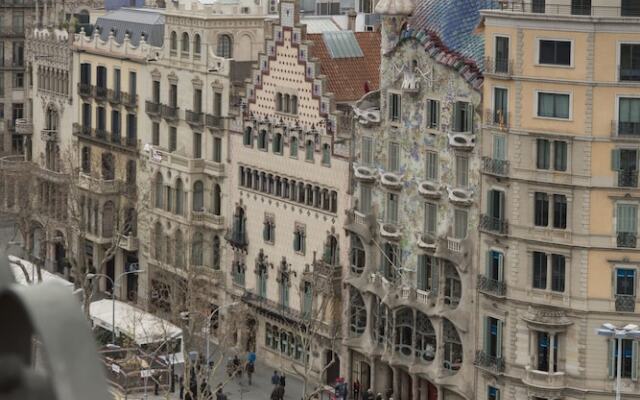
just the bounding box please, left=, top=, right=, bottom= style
left=325, top=350, right=340, bottom=385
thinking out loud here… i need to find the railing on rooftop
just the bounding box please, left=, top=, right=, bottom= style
left=486, top=1, right=640, bottom=17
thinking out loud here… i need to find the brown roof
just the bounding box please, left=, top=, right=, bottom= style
left=307, top=32, right=380, bottom=103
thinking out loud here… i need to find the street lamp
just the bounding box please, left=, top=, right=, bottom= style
left=86, top=269, right=145, bottom=344
left=597, top=323, right=640, bottom=400
left=180, top=302, right=239, bottom=365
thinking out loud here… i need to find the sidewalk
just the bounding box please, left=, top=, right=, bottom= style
left=111, top=344, right=306, bottom=400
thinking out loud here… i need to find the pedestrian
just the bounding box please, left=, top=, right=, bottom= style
left=247, top=351, right=257, bottom=364
left=179, top=377, right=184, bottom=399
left=216, top=387, right=228, bottom=400
left=233, top=355, right=243, bottom=380
left=246, top=361, right=255, bottom=385
left=271, top=384, right=285, bottom=400
left=353, top=380, right=360, bottom=400
left=279, top=373, right=286, bottom=387
left=272, top=370, right=280, bottom=386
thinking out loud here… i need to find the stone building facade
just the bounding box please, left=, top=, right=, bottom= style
left=476, top=2, right=640, bottom=400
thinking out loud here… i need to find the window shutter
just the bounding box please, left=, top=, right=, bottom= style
left=495, top=389, right=501, bottom=400
left=485, top=251, right=492, bottom=275
left=498, top=252, right=504, bottom=282
left=487, top=190, right=495, bottom=215
left=426, top=100, right=432, bottom=127
left=497, top=320, right=503, bottom=358
left=435, top=102, right=440, bottom=128
left=417, top=256, right=425, bottom=291
left=483, top=317, right=489, bottom=353
left=633, top=340, right=639, bottom=381
left=467, top=103, right=474, bottom=133
left=431, top=261, right=439, bottom=296
left=608, top=339, right=616, bottom=379
left=612, top=149, right=621, bottom=171
left=498, top=191, right=505, bottom=220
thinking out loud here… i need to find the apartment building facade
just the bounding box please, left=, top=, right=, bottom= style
left=476, top=1, right=640, bottom=399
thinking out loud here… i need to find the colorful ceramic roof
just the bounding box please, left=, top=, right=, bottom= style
left=307, top=31, right=381, bottom=103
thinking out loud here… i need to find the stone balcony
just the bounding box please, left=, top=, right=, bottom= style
left=41, top=129, right=57, bottom=142
left=161, top=105, right=180, bottom=122
left=149, top=148, right=225, bottom=177
left=345, top=209, right=376, bottom=242
left=205, top=114, right=224, bottom=130
left=190, top=210, right=224, bottom=230
left=14, top=118, right=33, bottom=135
left=119, top=234, right=139, bottom=251
left=523, top=367, right=566, bottom=390
left=77, top=173, right=121, bottom=195
left=241, top=291, right=301, bottom=322
left=185, top=110, right=204, bottom=127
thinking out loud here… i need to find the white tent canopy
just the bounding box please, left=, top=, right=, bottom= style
left=89, top=299, right=182, bottom=345
left=8, top=255, right=74, bottom=291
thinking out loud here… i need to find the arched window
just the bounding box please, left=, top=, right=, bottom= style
left=213, top=184, right=221, bottom=215
left=154, top=222, right=164, bottom=261
left=102, top=201, right=115, bottom=237
left=175, top=230, right=184, bottom=268
left=444, top=261, right=461, bottom=308
left=443, top=318, right=463, bottom=372
left=349, top=287, right=366, bottom=336
left=212, top=235, right=220, bottom=270
left=170, top=31, right=177, bottom=54
left=372, top=296, right=389, bottom=345
left=81, top=146, right=91, bottom=173
left=192, top=231, right=204, bottom=266
left=193, top=180, right=204, bottom=211
left=258, top=130, right=267, bottom=150
left=232, top=207, right=246, bottom=246
left=350, top=235, right=365, bottom=274
left=124, top=208, right=136, bottom=236
left=101, top=152, right=114, bottom=180
left=46, top=107, right=58, bottom=131
left=181, top=32, right=190, bottom=56
left=305, top=140, right=314, bottom=161
left=290, top=137, right=298, bottom=157
left=275, top=93, right=282, bottom=111
left=394, top=307, right=413, bottom=357
left=322, top=143, right=331, bottom=165
left=273, top=133, right=283, bottom=154
left=155, top=173, right=163, bottom=208
left=415, top=312, right=436, bottom=361
left=216, top=34, right=233, bottom=58
left=194, top=34, right=201, bottom=58
left=323, top=235, right=339, bottom=265
left=291, top=95, right=298, bottom=114
left=243, top=126, right=253, bottom=146
left=283, top=94, right=290, bottom=113
left=175, top=178, right=184, bottom=216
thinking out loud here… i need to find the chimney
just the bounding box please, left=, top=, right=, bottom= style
left=347, top=9, right=357, bottom=32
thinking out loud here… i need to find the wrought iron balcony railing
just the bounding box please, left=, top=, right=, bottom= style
left=477, top=274, right=507, bottom=297
left=615, top=294, right=636, bottom=312
left=482, top=157, right=509, bottom=176
left=480, top=214, right=508, bottom=235
left=618, top=170, right=639, bottom=188
left=474, top=350, right=505, bottom=374
left=617, top=232, right=637, bottom=248
left=185, top=110, right=204, bottom=126
left=484, top=57, right=512, bottom=75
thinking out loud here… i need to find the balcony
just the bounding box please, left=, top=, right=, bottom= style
left=482, top=157, right=509, bottom=177
left=190, top=210, right=225, bottom=229
left=72, top=123, right=92, bottom=137
left=620, top=66, right=640, bottom=82
left=446, top=237, right=462, bottom=253
left=122, top=92, right=138, bottom=109
left=612, top=120, right=640, bottom=138
left=77, top=173, right=121, bottom=195
left=145, top=101, right=161, bottom=117
left=615, top=294, right=636, bottom=312
left=241, top=291, right=301, bottom=322
left=417, top=233, right=437, bottom=251
left=491, top=1, right=640, bottom=17
left=618, top=170, right=639, bottom=188
left=523, top=367, right=566, bottom=390
left=483, top=57, right=512, bottom=76
left=78, top=83, right=92, bottom=98
left=119, top=234, right=139, bottom=251
left=41, top=129, right=57, bottom=142
left=617, top=232, right=637, bottom=248
left=480, top=214, right=508, bottom=235
left=474, top=350, right=505, bottom=374
left=0, top=155, right=29, bottom=172
left=484, top=109, right=510, bottom=130
left=379, top=222, right=401, bottom=240
left=107, top=89, right=122, bottom=104
left=94, top=86, right=108, bottom=102
left=185, top=110, right=204, bottom=127
left=205, top=114, right=223, bottom=129
left=162, top=105, right=180, bottom=122
left=14, top=118, right=32, bottom=135
left=477, top=274, right=506, bottom=297
left=226, top=229, right=248, bottom=250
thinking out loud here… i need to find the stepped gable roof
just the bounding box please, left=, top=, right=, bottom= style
left=394, top=0, right=499, bottom=89
left=307, top=31, right=381, bottom=103
left=95, top=8, right=165, bottom=47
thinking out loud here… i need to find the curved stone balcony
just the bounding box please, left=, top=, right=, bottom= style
left=447, top=187, right=473, bottom=207
left=15, top=118, right=33, bottom=135
left=523, top=367, right=566, bottom=390
left=380, top=172, right=403, bottom=190
left=417, top=180, right=441, bottom=199
left=448, top=132, right=475, bottom=150
left=353, top=164, right=377, bottom=182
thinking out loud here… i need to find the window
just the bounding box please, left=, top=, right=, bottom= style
left=111, top=110, right=121, bottom=138
left=485, top=317, right=503, bottom=358
left=213, top=184, right=221, bottom=215
left=322, top=143, right=331, bottom=165
left=620, top=44, right=640, bottom=81
left=155, top=173, right=163, bottom=208
left=169, top=84, right=178, bottom=108
left=263, top=218, right=275, bottom=243
left=416, top=254, right=434, bottom=292
left=193, top=132, right=202, bottom=158
left=534, top=192, right=549, bottom=226
left=270, top=133, right=282, bottom=154
left=194, top=34, right=201, bottom=58
left=426, top=99, right=440, bottom=129
left=539, top=40, right=571, bottom=66
left=425, top=151, right=438, bottom=181
left=217, top=34, right=232, bottom=58
left=193, top=89, right=202, bottom=113
left=532, top=251, right=547, bottom=289
left=169, top=127, right=177, bottom=151
left=350, top=289, right=367, bottom=336
left=380, top=243, right=399, bottom=282
left=170, top=31, right=177, bottom=54
left=455, top=156, right=468, bottom=187
left=81, top=147, right=91, bottom=173
left=386, top=192, right=398, bottom=224
left=609, top=338, right=636, bottom=379
left=424, top=202, right=437, bottom=235
left=152, top=122, right=160, bottom=146
left=536, top=332, right=559, bottom=372
left=617, top=204, right=638, bottom=248
left=13, top=72, right=23, bottom=89
left=493, top=87, right=508, bottom=125
left=214, top=92, right=222, bottom=117
left=488, top=386, right=501, bottom=400
left=454, top=209, right=467, bottom=239
left=96, top=107, right=106, bottom=131
left=486, top=250, right=504, bottom=282
left=192, top=232, right=203, bottom=266
left=388, top=142, right=400, bottom=172
left=316, top=1, right=340, bottom=14
left=389, top=92, right=401, bottom=122
left=243, top=127, right=253, bottom=147
left=129, top=71, right=137, bottom=99
left=193, top=181, right=204, bottom=212
left=360, top=185, right=372, bottom=214
left=495, top=36, right=510, bottom=74
left=258, top=130, right=267, bottom=150
left=302, top=282, right=312, bottom=316
left=293, top=226, right=305, bottom=254
left=279, top=269, right=289, bottom=307
left=213, top=137, right=222, bottom=162
left=553, top=194, right=567, bottom=229
left=305, top=140, right=314, bottom=161
left=616, top=269, right=636, bottom=296
left=453, top=101, right=473, bottom=133
left=537, top=92, right=570, bottom=119
left=551, top=254, right=566, bottom=292
left=618, top=97, right=640, bottom=136
left=181, top=32, right=190, bottom=56
left=553, top=141, right=567, bottom=171
left=487, top=189, right=505, bottom=221
left=175, top=179, right=184, bottom=216
left=536, top=139, right=550, bottom=169
left=571, top=0, right=590, bottom=15
left=289, top=136, right=298, bottom=157
left=622, top=0, right=640, bottom=16
left=361, top=136, right=373, bottom=166
left=275, top=93, right=282, bottom=111
left=126, top=113, right=136, bottom=141
left=350, top=235, right=365, bottom=274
